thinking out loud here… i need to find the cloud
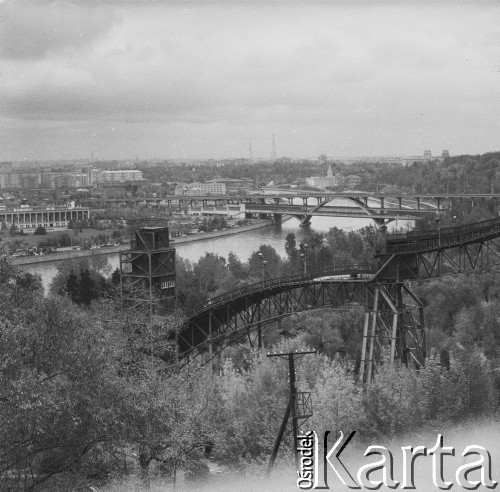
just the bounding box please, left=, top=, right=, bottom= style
left=0, top=1, right=119, bottom=59
left=1, top=2, right=499, bottom=159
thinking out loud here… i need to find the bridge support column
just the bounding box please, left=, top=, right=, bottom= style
left=208, top=311, right=214, bottom=371
left=365, top=287, right=379, bottom=385
left=359, top=311, right=370, bottom=383
left=299, top=215, right=311, bottom=227
left=378, top=285, right=399, bottom=364
left=359, top=282, right=426, bottom=385
left=273, top=213, right=282, bottom=224
left=257, top=307, right=262, bottom=349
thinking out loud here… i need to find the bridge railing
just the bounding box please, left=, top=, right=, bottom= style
left=188, top=263, right=377, bottom=318
left=386, top=216, right=500, bottom=254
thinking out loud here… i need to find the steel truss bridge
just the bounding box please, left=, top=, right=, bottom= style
left=178, top=215, right=500, bottom=383
left=90, top=191, right=500, bottom=224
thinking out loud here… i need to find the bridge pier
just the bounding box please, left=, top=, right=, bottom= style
left=365, top=288, right=379, bottom=385
left=208, top=310, right=214, bottom=370
left=257, top=308, right=262, bottom=349
left=273, top=213, right=282, bottom=224
left=299, top=216, right=311, bottom=227
left=359, top=281, right=425, bottom=385
left=358, top=311, right=370, bottom=383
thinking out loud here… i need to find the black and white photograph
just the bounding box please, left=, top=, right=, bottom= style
left=1, top=1, right=500, bottom=490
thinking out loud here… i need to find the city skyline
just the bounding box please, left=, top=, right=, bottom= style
left=1, top=2, right=499, bottom=162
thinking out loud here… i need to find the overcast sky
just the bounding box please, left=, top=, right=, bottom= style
left=1, top=1, right=499, bottom=162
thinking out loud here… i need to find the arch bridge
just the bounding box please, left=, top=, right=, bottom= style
left=178, top=215, right=500, bottom=383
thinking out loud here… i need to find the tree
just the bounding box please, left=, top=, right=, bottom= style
left=89, top=252, right=111, bottom=276
left=227, top=251, right=248, bottom=280
left=118, top=362, right=217, bottom=486
left=310, top=356, right=365, bottom=438
left=192, top=253, right=231, bottom=297
left=363, top=362, right=425, bottom=437
left=212, top=352, right=289, bottom=465
left=111, top=268, right=121, bottom=285
left=50, top=258, right=110, bottom=304
left=284, top=232, right=298, bottom=261
left=415, top=276, right=480, bottom=337
left=0, top=256, right=218, bottom=489
left=66, top=269, right=79, bottom=303
left=248, top=245, right=282, bottom=279
left=9, top=223, right=18, bottom=236
left=316, top=246, right=333, bottom=270
left=34, top=225, right=48, bottom=235
left=79, top=268, right=96, bottom=306
left=59, top=233, right=72, bottom=247
left=0, top=272, right=125, bottom=490
left=175, top=254, right=234, bottom=312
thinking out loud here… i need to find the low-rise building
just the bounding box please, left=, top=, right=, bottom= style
left=306, top=164, right=344, bottom=189
left=206, top=178, right=253, bottom=194
left=174, top=182, right=227, bottom=196
left=0, top=202, right=90, bottom=231
left=306, top=175, right=344, bottom=189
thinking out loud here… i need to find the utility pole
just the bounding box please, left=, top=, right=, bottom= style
left=266, top=349, right=315, bottom=477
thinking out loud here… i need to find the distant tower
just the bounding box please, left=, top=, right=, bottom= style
left=271, top=133, right=277, bottom=161
left=249, top=141, right=253, bottom=162
left=424, top=150, right=432, bottom=160
left=442, top=150, right=450, bottom=158
left=327, top=163, right=333, bottom=178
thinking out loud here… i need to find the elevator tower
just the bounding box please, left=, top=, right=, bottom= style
left=120, top=220, right=176, bottom=314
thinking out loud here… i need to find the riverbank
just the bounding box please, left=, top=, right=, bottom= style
left=12, top=218, right=278, bottom=266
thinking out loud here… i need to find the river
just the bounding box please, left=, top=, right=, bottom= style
left=22, top=214, right=411, bottom=293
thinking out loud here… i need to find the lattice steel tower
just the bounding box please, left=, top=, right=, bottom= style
left=271, top=133, right=277, bottom=161
left=120, top=220, right=176, bottom=314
